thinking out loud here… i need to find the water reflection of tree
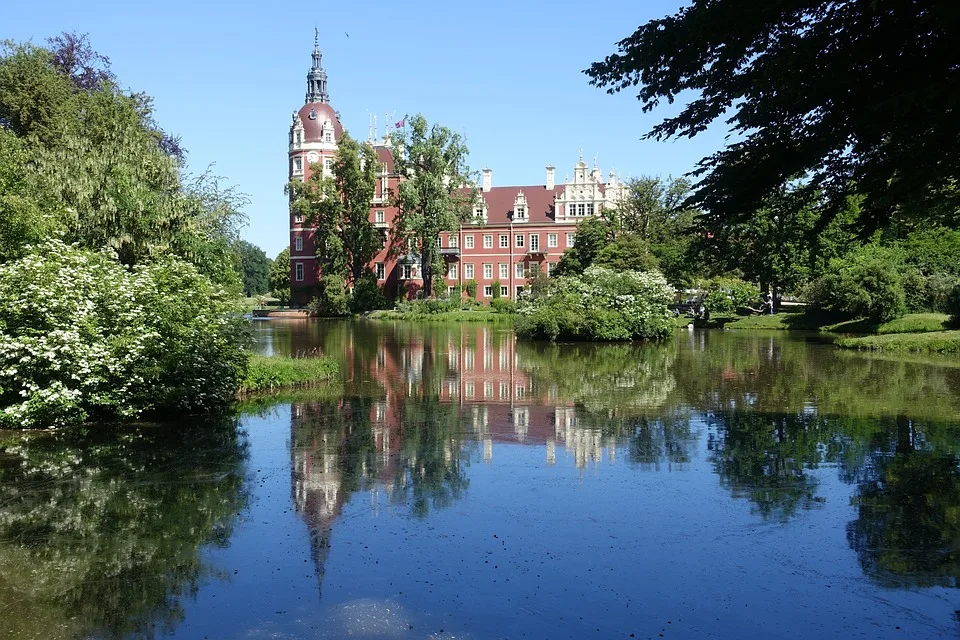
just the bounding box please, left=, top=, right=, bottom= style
left=846, top=415, right=960, bottom=588
left=0, top=419, right=248, bottom=640
left=707, top=410, right=829, bottom=521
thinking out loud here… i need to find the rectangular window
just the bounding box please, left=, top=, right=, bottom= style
left=324, top=159, right=332, bottom=171
left=449, top=235, right=458, bottom=248
left=566, top=233, right=575, bottom=247
left=500, top=286, right=508, bottom=297
left=379, top=229, right=387, bottom=248
left=578, top=203, right=586, bottom=216
left=295, top=262, right=304, bottom=281
left=375, top=262, right=385, bottom=280
left=448, top=264, right=457, bottom=279
left=483, top=264, right=493, bottom=279
left=484, top=381, right=493, bottom=398
left=568, top=203, right=576, bottom=216
left=465, top=235, right=474, bottom=249
left=499, top=263, right=508, bottom=279
left=375, top=210, right=385, bottom=223
left=483, top=234, right=493, bottom=248
left=293, top=157, right=303, bottom=174
left=586, top=203, right=594, bottom=216
left=548, top=233, right=557, bottom=248
left=294, top=213, right=303, bottom=223
left=515, top=205, right=526, bottom=219
left=325, top=132, right=332, bottom=143
left=403, top=264, right=412, bottom=279
left=448, top=286, right=456, bottom=295
left=530, top=235, right=539, bottom=251
left=483, top=285, right=493, bottom=297
left=545, top=262, right=552, bottom=276
left=295, top=236, right=303, bottom=252
left=437, top=236, right=443, bottom=248
left=465, top=263, right=474, bottom=279
left=515, top=263, right=525, bottom=279
left=465, top=381, right=475, bottom=398
left=516, top=234, right=524, bottom=248
left=499, top=234, right=509, bottom=248
left=475, top=206, right=485, bottom=219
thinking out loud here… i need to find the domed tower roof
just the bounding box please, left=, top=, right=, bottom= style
left=296, top=102, right=343, bottom=143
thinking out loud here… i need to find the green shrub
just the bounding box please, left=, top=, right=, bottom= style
left=491, top=279, right=502, bottom=300
left=465, top=279, right=478, bottom=299
left=947, top=284, right=960, bottom=328
left=350, top=271, right=387, bottom=313
left=515, top=266, right=674, bottom=342
left=703, top=276, right=759, bottom=313
left=311, top=274, right=350, bottom=316
left=807, top=244, right=907, bottom=323
left=0, top=242, right=249, bottom=429
left=490, top=298, right=516, bottom=314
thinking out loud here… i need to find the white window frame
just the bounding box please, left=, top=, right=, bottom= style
left=483, top=285, right=493, bottom=298
left=293, top=157, right=303, bottom=174
left=465, top=264, right=474, bottom=279
left=548, top=233, right=558, bottom=248
left=483, top=234, right=493, bottom=249
left=449, top=235, right=458, bottom=248
left=375, top=210, right=385, bottom=223
left=530, top=235, right=539, bottom=251
left=483, top=263, right=493, bottom=279
left=375, top=262, right=385, bottom=280
left=515, top=263, right=525, bottom=279
left=499, top=234, right=509, bottom=248
left=448, top=264, right=458, bottom=279
left=566, top=233, right=575, bottom=248
left=515, top=205, right=526, bottom=220
left=295, top=262, right=304, bottom=281
left=295, top=236, right=303, bottom=252
left=499, top=263, right=508, bottom=279
left=516, top=234, right=524, bottom=248
left=500, top=285, right=508, bottom=297
left=465, top=235, right=475, bottom=249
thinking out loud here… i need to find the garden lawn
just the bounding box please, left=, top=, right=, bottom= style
left=834, top=331, right=960, bottom=354
left=367, top=307, right=513, bottom=323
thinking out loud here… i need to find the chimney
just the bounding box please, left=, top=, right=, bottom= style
left=546, top=165, right=555, bottom=190
left=482, top=167, right=492, bottom=192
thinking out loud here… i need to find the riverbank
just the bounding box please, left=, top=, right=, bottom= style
left=675, top=310, right=960, bottom=353
left=239, top=354, right=339, bottom=394
left=366, top=307, right=513, bottom=323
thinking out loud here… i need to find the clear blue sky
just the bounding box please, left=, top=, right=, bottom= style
left=7, top=0, right=726, bottom=259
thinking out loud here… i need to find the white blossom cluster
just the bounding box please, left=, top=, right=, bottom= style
left=0, top=241, right=248, bottom=429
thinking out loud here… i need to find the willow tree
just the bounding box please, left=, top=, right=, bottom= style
left=287, top=132, right=380, bottom=283
left=389, top=114, right=474, bottom=297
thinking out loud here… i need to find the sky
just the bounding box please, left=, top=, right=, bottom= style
left=6, top=0, right=729, bottom=259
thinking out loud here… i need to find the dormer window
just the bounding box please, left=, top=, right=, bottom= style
left=296, top=131, right=302, bottom=144
left=512, top=190, right=529, bottom=222
left=325, top=132, right=332, bottom=143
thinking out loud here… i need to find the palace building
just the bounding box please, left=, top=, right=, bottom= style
left=288, top=35, right=624, bottom=306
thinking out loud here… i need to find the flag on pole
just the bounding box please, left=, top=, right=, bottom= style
left=395, top=117, right=405, bottom=129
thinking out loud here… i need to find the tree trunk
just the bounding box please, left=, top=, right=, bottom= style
left=421, top=242, right=434, bottom=297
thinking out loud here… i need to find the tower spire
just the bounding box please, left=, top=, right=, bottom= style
left=305, top=30, right=329, bottom=104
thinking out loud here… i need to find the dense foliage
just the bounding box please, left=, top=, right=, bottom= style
left=515, top=266, right=674, bottom=341
left=807, top=245, right=908, bottom=323
left=587, top=1, right=960, bottom=233
left=0, top=34, right=253, bottom=428
left=236, top=239, right=271, bottom=296
left=390, top=114, right=474, bottom=297
left=0, top=242, right=248, bottom=429
left=269, top=247, right=291, bottom=304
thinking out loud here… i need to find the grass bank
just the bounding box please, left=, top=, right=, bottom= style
left=239, top=354, right=339, bottom=394
left=680, top=311, right=954, bottom=334
left=367, top=307, right=514, bottom=323
left=834, top=331, right=960, bottom=354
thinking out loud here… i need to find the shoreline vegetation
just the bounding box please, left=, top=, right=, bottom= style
left=239, top=355, right=339, bottom=394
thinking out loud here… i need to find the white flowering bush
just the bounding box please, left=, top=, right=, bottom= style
left=515, top=265, right=674, bottom=341
left=0, top=241, right=249, bottom=428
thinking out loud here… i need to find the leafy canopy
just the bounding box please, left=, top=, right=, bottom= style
left=587, top=1, right=960, bottom=231
left=390, top=113, right=474, bottom=297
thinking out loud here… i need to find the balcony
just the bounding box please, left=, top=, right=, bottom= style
left=526, top=246, right=546, bottom=256
left=440, top=247, right=461, bottom=258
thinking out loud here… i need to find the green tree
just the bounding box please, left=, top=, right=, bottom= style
left=269, top=247, right=291, bottom=304
left=554, top=216, right=658, bottom=277
left=586, top=1, right=960, bottom=232
left=287, top=132, right=380, bottom=283
left=390, top=114, right=474, bottom=297
left=236, top=239, right=271, bottom=296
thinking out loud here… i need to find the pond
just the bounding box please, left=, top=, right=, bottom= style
left=3, top=320, right=960, bottom=639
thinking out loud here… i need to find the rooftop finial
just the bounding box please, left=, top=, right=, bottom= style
left=305, top=31, right=329, bottom=104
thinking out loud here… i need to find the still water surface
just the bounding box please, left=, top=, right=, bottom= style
left=3, top=320, right=960, bottom=639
